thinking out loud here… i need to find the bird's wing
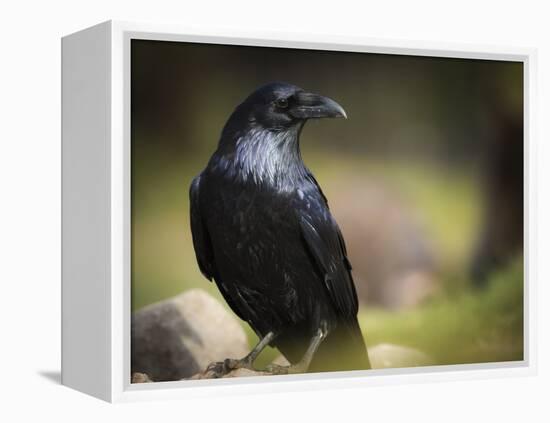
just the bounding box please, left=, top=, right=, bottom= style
left=297, top=199, right=359, bottom=319
left=190, top=174, right=256, bottom=325
left=189, top=175, right=216, bottom=281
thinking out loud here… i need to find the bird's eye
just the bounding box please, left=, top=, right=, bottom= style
left=275, top=98, right=289, bottom=109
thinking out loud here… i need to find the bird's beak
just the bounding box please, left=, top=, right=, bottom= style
left=290, top=91, right=348, bottom=120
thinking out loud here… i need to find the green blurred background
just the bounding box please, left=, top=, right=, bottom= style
left=131, top=40, right=524, bottom=368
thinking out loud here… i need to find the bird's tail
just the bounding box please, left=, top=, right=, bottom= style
left=308, top=318, right=371, bottom=373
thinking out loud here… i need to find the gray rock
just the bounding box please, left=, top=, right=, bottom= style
left=131, top=289, right=249, bottom=382
left=271, top=354, right=291, bottom=366
left=131, top=372, right=153, bottom=383
left=369, top=343, right=434, bottom=369
left=132, top=342, right=435, bottom=382
left=189, top=367, right=271, bottom=379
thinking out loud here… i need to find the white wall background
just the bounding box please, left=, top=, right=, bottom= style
left=1, top=0, right=548, bottom=421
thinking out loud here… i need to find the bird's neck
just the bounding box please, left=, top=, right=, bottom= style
left=214, top=125, right=309, bottom=190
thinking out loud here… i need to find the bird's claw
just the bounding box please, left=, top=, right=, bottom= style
left=205, top=361, right=227, bottom=378
left=205, top=357, right=253, bottom=378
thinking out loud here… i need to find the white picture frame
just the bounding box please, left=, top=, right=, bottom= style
left=61, top=20, right=537, bottom=403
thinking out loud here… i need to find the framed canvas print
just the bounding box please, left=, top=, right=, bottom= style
left=61, top=21, right=537, bottom=402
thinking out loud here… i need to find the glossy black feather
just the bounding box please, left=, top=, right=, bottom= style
left=189, top=176, right=214, bottom=281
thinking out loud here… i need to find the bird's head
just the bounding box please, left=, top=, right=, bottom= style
left=214, top=82, right=347, bottom=184
left=228, top=82, right=347, bottom=133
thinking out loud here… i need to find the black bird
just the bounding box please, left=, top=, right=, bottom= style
left=190, top=82, right=370, bottom=375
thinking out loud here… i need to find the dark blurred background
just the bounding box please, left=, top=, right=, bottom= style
left=131, top=40, right=523, bottom=367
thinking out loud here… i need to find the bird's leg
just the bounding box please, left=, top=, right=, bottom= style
left=223, top=331, right=276, bottom=370
left=206, top=331, right=276, bottom=377
left=265, top=324, right=328, bottom=375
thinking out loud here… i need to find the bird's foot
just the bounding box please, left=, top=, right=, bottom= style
left=264, top=363, right=305, bottom=375
left=205, top=357, right=254, bottom=378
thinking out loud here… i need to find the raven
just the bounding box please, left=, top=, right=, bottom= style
left=190, top=82, right=370, bottom=375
